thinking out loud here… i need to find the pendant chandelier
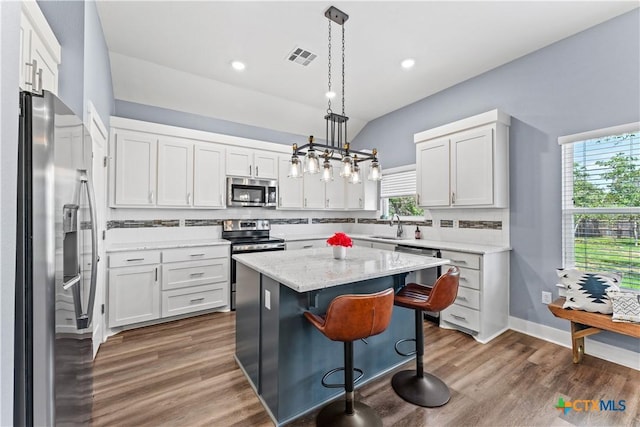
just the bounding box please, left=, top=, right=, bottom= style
left=289, top=6, right=382, bottom=184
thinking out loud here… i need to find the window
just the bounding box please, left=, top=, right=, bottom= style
left=560, top=123, right=640, bottom=289
left=380, top=166, right=424, bottom=218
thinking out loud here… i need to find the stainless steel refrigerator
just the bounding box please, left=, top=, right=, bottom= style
left=15, top=90, right=99, bottom=426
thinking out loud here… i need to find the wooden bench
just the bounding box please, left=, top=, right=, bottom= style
left=548, top=297, right=640, bottom=363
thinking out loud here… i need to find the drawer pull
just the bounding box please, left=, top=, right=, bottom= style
left=190, top=272, right=205, bottom=277
left=303, top=245, right=313, bottom=249
left=456, top=296, right=468, bottom=301
left=190, top=253, right=205, bottom=257
left=190, top=297, right=205, bottom=303
left=460, top=277, right=468, bottom=282
left=452, top=259, right=467, bottom=264
left=126, top=258, right=144, bottom=262
left=451, top=314, right=467, bottom=321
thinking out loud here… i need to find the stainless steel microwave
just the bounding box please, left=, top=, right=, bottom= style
left=227, top=177, right=278, bottom=207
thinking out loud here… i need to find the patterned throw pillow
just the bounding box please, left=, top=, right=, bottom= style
left=556, top=268, right=621, bottom=314
left=606, top=289, right=640, bottom=323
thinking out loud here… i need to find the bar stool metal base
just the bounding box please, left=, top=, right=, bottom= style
left=316, top=400, right=383, bottom=427
left=391, top=370, right=451, bottom=407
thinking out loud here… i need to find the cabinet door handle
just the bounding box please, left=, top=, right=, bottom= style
left=190, top=272, right=205, bottom=276
left=460, top=276, right=468, bottom=282
left=279, top=196, right=282, bottom=207
left=452, top=259, right=467, bottom=264
left=187, top=192, right=191, bottom=204
left=24, top=61, right=33, bottom=87
left=256, top=166, right=259, bottom=176
left=155, top=267, right=158, bottom=282
left=190, top=297, right=205, bottom=303
left=249, top=165, right=252, bottom=176
left=304, top=198, right=307, bottom=207
left=126, top=258, right=145, bottom=262
left=190, top=253, right=205, bottom=257
left=359, top=198, right=363, bottom=208
left=451, top=192, right=456, bottom=204
left=36, top=68, right=43, bottom=93
left=417, top=193, right=420, bottom=205
left=302, top=245, right=313, bottom=249
left=457, top=295, right=468, bottom=301
left=326, top=198, right=330, bottom=207
left=451, top=314, right=467, bottom=321
left=149, top=191, right=154, bottom=203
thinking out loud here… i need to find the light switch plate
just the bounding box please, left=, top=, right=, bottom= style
left=542, top=291, right=552, bottom=305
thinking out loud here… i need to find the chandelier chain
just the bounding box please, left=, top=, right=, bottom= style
left=341, top=24, right=345, bottom=116
left=327, top=19, right=332, bottom=114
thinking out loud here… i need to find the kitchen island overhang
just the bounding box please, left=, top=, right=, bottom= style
left=233, top=246, right=450, bottom=425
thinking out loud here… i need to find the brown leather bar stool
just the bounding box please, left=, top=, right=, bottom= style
left=304, top=288, right=394, bottom=427
left=392, top=266, right=460, bottom=407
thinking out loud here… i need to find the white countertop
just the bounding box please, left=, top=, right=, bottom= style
left=107, top=239, right=230, bottom=253
left=233, top=246, right=450, bottom=292
left=272, top=233, right=510, bottom=254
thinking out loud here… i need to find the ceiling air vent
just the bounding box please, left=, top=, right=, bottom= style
left=287, top=47, right=317, bottom=66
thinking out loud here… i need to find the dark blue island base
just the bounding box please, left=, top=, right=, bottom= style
left=234, top=262, right=415, bottom=425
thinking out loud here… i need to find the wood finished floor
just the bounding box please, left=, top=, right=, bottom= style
left=91, top=312, right=639, bottom=426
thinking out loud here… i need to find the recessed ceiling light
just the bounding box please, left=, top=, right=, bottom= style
left=401, top=58, right=415, bottom=69
left=231, top=61, right=246, bottom=71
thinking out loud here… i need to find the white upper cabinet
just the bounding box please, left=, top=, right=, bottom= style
left=325, top=160, right=346, bottom=209
left=226, top=147, right=278, bottom=179
left=303, top=173, right=325, bottom=209
left=113, top=130, right=158, bottom=207
left=417, top=137, right=450, bottom=207
left=157, top=137, right=193, bottom=207
left=193, top=144, right=225, bottom=208
left=19, top=0, right=61, bottom=94
left=277, top=156, right=303, bottom=209
left=415, top=110, right=510, bottom=208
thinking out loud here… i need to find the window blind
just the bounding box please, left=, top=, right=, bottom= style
left=560, top=124, right=640, bottom=289
left=380, top=169, right=416, bottom=198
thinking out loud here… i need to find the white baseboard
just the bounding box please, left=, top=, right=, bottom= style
left=508, top=316, right=639, bottom=371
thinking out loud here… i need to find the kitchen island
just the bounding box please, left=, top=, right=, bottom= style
left=233, top=246, right=449, bottom=425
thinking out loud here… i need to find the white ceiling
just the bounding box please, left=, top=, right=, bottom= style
left=96, top=1, right=638, bottom=140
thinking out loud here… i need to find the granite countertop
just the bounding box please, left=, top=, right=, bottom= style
left=273, top=233, right=510, bottom=254
left=106, top=239, right=230, bottom=253
left=233, top=246, right=450, bottom=292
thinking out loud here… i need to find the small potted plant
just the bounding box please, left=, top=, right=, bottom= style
left=327, top=232, right=353, bottom=260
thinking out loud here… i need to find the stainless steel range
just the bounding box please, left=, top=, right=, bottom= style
left=222, top=219, right=285, bottom=310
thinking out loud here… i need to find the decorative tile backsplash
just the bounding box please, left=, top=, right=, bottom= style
left=270, top=218, right=310, bottom=225
left=107, top=219, right=180, bottom=229
left=312, top=218, right=356, bottom=224
left=185, top=219, right=223, bottom=227
left=459, top=220, right=502, bottom=230
left=106, top=217, right=501, bottom=230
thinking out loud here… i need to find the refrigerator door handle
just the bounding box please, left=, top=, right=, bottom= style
left=62, top=273, right=82, bottom=291
left=74, top=170, right=99, bottom=330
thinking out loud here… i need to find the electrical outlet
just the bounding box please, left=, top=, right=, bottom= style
left=541, top=291, right=552, bottom=305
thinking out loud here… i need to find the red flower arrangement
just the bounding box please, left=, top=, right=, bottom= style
left=327, top=232, right=353, bottom=248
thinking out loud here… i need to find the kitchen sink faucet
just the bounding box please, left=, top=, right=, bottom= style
left=390, top=214, right=404, bottom=239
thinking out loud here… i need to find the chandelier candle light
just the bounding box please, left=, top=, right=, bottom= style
left=288, top=6, right=382, bottom=183
left=327, top=232, right=353, bottom=260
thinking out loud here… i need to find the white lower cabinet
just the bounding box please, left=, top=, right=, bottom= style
left=161, top=248, right=229, bottom=317
left=108, top=262, right=160, bottom=328
left=439, top=249, right=509, bottom=343
left=108, top=245, right=229, bottom=329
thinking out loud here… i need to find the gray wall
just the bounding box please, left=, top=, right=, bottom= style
left=83, top=0, right=113, bottom=125
left=115, top=100, right=308, bottom=147
left=0, top=3, right=20, bottom=423
left=352, top=9, right=640, bottom=352
left=37, top=0, right=85, bottom=117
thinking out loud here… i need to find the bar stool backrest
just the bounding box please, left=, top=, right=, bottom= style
left=322, top=288, right=394, bottom=342
left=424, top=266, right=460, bottom=312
